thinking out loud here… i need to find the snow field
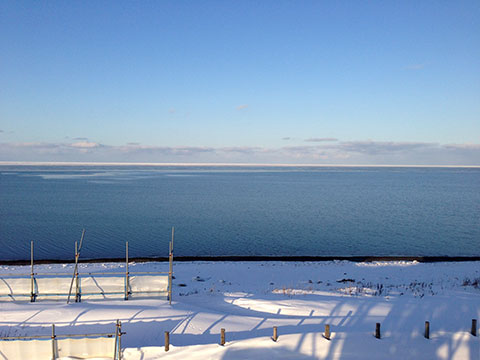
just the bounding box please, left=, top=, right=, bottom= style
left=1, top=260, right=479, bottom=359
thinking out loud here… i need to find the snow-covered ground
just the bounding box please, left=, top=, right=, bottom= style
left=1, top=260, right=479, bottom=359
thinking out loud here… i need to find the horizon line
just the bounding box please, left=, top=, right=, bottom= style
left=1, top=161, right=479, bottom=168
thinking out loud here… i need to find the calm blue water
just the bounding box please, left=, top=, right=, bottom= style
left=0, top=165, right=479, bottom=260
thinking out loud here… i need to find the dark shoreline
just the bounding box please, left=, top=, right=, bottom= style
left=1, top=255, right=479, bottom=266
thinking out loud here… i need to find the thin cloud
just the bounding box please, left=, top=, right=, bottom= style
left=282, top=137, right=292, bottom=141
left=443, top=143, right=480, bottom=150
left=118, top=144, right=215, bottom=156
left=305, top=137, right=338, bottom=142
left=339, top=141, right=436, bottom=155
left=219, top=146, right=263, bottom=154
left=168, top=108, right=176, bottom=114
left=236, top=104, right=248, bottom=110
left=1, top=140, right=479, bottom=165
left=70, top=141, right=101, bottom=149
left=72, top=137, right=89, bottom=141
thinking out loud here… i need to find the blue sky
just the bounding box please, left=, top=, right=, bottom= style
left=1, top=1, right=479, bottom=164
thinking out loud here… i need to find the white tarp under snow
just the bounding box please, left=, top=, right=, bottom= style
left=0, top=337, right=115, bottom=360
left=0, top=275, right=168, bottom=301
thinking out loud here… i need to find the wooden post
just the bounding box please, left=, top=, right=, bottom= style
left=165, top=331, right=170, bottom=352
left=375, top=323, right=381, bottom=339
left=125, top=242, right=129, bottom=300
left=272, top=326, right=278, bottom=342
left=220, top=328, right=225, bottom=346
left=324, top=324, right=331, bottom=340
left=30, top=241, right=35, bottom=302
left=472, top=319, right=477, bottom=336
left=424, top=321, right=430, bottom=339
left=51, top=324, right=56, bottom=360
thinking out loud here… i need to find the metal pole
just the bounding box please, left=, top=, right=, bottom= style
left=424, top=321, right=430, bottom=339
left=114, top=320, right=119, bottom=360
left=67, top=229, right=85, bottom=304
left=375, top=323, right=381, bottom=339
left=75, top=241, right=79, bottom=302
left=472, top=319, right=477, bottom=336
left=118, top=320, right=122, bottom=360
left=51, top=324, right=56, bottom=360
left=168, top=228, right=174, bottom=305
left=125, top=242, right=129, bottom=300
left=30, top=241, right=35, bottom=302
left=168, top=243, right=172, bottom=305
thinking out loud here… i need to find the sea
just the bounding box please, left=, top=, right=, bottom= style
left=0, top=165, right=479, bottom=261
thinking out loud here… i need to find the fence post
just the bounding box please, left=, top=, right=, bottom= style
left=472, top=319, right=477, bottom=337
left=424, top=321, right=430, bottom=339
left=125, top=242, right=129, bottom=300
left=220, top=328, right=225, bottom=346
left=51, top=324, right=56, bottom=360
left=324, top=324, right=331, bottom=340
left=30, top=241, right=35, bottom=302
left=272, top=326, right=278, bottom=342
left=165, top=331, right=170, bottom=352
left=375, top=323, right=381, bottom=339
